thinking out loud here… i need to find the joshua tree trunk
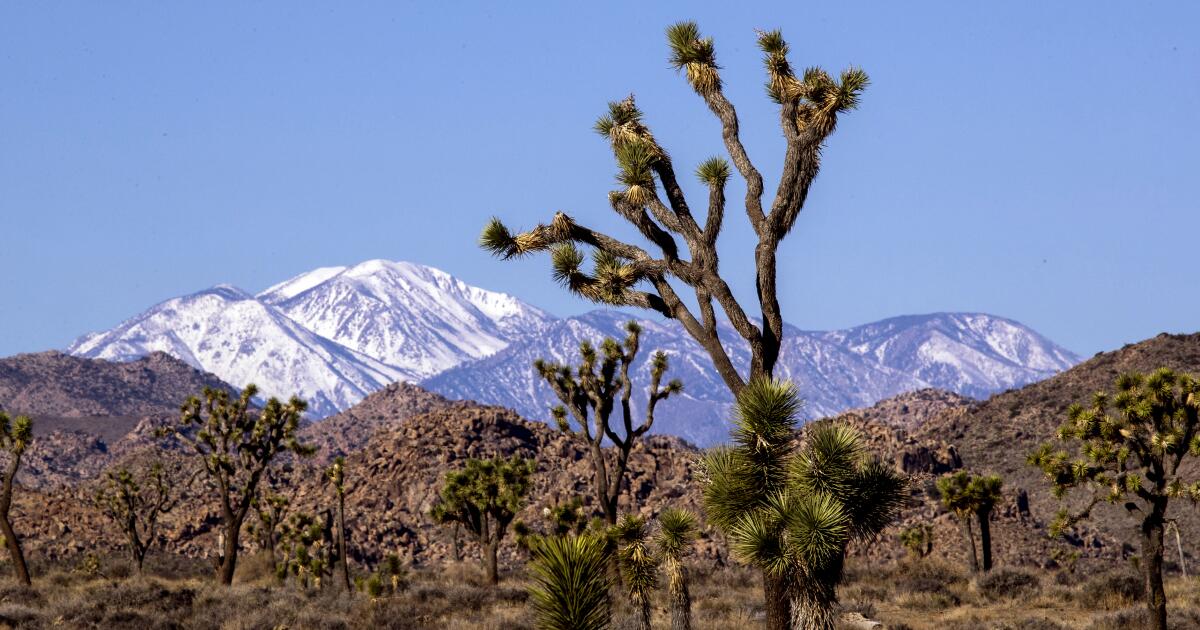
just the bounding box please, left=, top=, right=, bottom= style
left=632, top=589, right=652, bottom=630
left=665, top=556, right=692, bottom=630
left=219, top=523, right=240, bottom=585
left=764, top=572, right=790, bottom=630
left=0, top=456, right=31, bottom=586
left=961, top=517, right=979, bottom=573
left=789, top=577, right=837, bottom=630
left=1142, top=502, right=1168, bottom=630
left=977, top=509, right=993, bottom=572
left=337, top=492, right=351, bottom=592
left=483, top=538, right=499, bottom=586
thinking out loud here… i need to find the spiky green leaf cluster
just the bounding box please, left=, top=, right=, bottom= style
left=666, top=21, right=720, bottom=93
left=527, top=535, right=613, bottom=630
left=1029, top=368, right=1200, bottom=539
left=0, top=411, right=33, bottom=457
left=701, top=379, right=908, bottom=582
left=654, top=508, right=698, bottom=559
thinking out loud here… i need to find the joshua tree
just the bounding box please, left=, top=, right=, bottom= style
left=0, top=412, right=32, bottom=586
left=482, top=22, right=867, bottom=621
left=430, top=455, right=536, bottom=585
left=655, top=508, right=699, bottom=630
left=938, top=472, right=1004, bottom=572
left=898, top=523, right=934, bottom=560
left=528, top=534, right=613, bottom=630
left=326, top=456, right=353, bottom=591
left=164, top=385, right=314, bottom=585
left=702, top=379, right=907, bottom=630
left=250, top=487, right=290, bottom=568
left=536, top=322, right=681, bottom=525
left=613, top=515, right=660, bottom=630
left=481, top=22, right=866, bottom=394
left=277, top=511, right=333, bottom=589
left=1029, top=369, right=1200, bottom=630
left=93, top=459, right=182, bottom=573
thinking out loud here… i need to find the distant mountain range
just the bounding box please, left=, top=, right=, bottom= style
left=67, top=259, right=1080, bottom=445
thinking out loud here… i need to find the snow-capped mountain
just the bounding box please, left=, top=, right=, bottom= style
left=423, top=311, right=1079, bottom=447
left=68, top=285, right=410, bottom=417
left=259, top=260, right=553, bottom=378
left=67, top=259, right=1080, bottom=445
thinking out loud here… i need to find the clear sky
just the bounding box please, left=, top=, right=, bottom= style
left=2, top=2, right=1197, bottom=358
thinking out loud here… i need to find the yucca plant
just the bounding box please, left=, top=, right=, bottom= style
left=702, top=379, right=908, bottom=630
left=1029, top=368, right=1200, bottom=630
left=0, top=411, right=32, bottom=586
left=655, top=508, right=699, bottom=630
left=613, top=515, right=659, bottom=630
left=528, top=535, right=613, bottom=630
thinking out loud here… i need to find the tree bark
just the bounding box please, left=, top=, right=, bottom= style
left=0, top=457, right=30, bottom=586
left=789, top=576, right=837, bottom=630
left=483, top=538, right=499, bottom=586
left=218, top=523, right=240, bottom=585
left=1142, top=504, right=1168, bottom=630
left=337, top=492, right=351, bottom=592
left=763, top=571, right=791, bottom=630
left=666, top=557, right=692, bottom=630
left=977, top=510, right=993, bottom=572
left=961, top=517, right=979, bottom=573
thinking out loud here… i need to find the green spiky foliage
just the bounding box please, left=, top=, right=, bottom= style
left=430, top=455, right=536, bottom=585
left=536, top=322, right=681, bottom=525
left=1029, top=369, right=1200, bottom=630
left=482, top=23, right=867, bottom=400
left=248, top=470, right=291, bottom=573
left=326, top=456, right=353, bottom=591
left=701, top=379, right=908, bottom=630
left=528, top=535, right=613, bottom=630
left=0, top=411, right=33, bottom=586
left=94, top=459, right=183, bottom=573
left=163, top=385, right=314, bottom=585
left=655, top=508, right=699, bottom=630
left=277, top=511, right=334, bottom=589
left=936, top=472, right=1003, bottom=572
left=613, top=515, right=660, bottom=630
left=898, top=524, right=934, bottom=560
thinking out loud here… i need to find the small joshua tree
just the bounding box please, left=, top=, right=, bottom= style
left=613, top=515, right=660, bottom=630
left=655, top=508, right=699, bottom=630
left=937, top=472, right=1003, bottom=572
left=1030, top=369, right=1200, bottom=630
left=249, top=486, right=290, bottom=569
left=277, top=511, right=333, bottom=589
left=898, top=523, right=934, bottom=561
left=430, top=455, right=535, bottom=585
left=702, top=379, right=907, bottom=630
left=94, top=459, right=182, bottom=573
left=164, top=385, right=314, bottom=585
left=528, top=534, right=613, bottom=630
left=326, top=456, right=352, bottom=591
left=0, top=412, right=32, bottom=586
left=536, top=322, right=681, bottom=525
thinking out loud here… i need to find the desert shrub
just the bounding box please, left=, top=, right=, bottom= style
left=976, top=568, right=1040, bottom=600
left=0, top=581, right=43, bottom=605
left=943, top=618, right=1066, bottom=630
left=895, top=590, right=959, bottom=611
left=1080, top=571, right=1144, bottom=609
left=838, top=598, right=877, bottom=619
left=0, top=603, right=44, bottom=629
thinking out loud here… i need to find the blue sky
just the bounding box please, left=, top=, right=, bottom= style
left=2, top=2, right=1197, bottom=357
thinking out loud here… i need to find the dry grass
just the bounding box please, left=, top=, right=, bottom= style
left=0, top=554, right=1197, bottom=629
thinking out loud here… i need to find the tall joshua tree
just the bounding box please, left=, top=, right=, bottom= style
left=1030, top=369, right=1200, bottom=630
left=0, top=412, right=32, bottom=586
left=94, top=459, right=182, bottom=573
left=481, top=22, right=866, bottom=393
left=430, top=455, right=536, bottom=585
left=164, top=385, right=313, bottom=585
left=326, top=456, right=352, bottom=591
left=937, top=472, right=980, bottom=572
left=702, top=379, right=907, bottom=630
left=655, top=508, right=699, bottom=630
left=536, top=321, right=681, bottom=525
